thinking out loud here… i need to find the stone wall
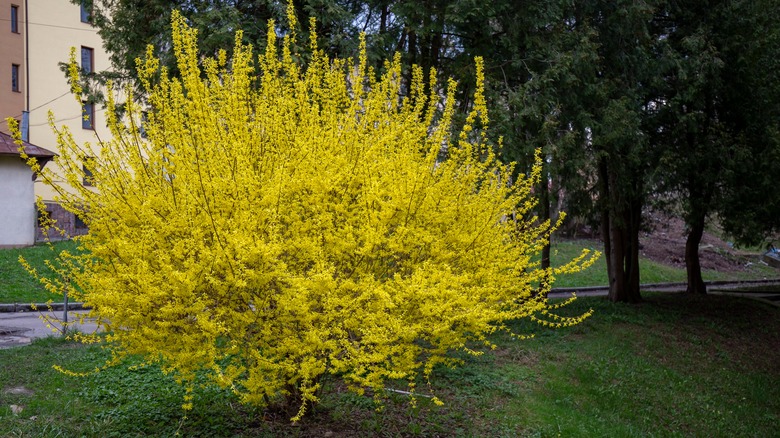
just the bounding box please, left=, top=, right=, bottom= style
left=36, top=202, right=88, bottom=242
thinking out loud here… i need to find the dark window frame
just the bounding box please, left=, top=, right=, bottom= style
left=82, top=101, right=94, bottom=130
left=37, top=206, right=51, bottom=227
left=80, top=1, right=91, bottom=23
left=81, top=46, right=94, bottom=73
left=74, top=213, right=87, bottom=229
left=82, top=156, right=95, bottom=186
left=11, top=5, right=19, bottom=33
left=11, top=64, right=20, bottom=92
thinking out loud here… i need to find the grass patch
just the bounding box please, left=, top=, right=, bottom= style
left=1, top=294, right=777, bottom=436
left=0, top=241, right=79, bottom=305
left=551, top=239, right=779, bottom=288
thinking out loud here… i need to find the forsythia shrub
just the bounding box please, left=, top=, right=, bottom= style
left=18, top=7, right=597, bottom=420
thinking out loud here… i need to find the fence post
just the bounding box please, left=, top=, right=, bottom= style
left=62, top=283, right=68, bottom=336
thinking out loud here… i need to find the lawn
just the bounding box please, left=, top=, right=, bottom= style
left=1, top=293, right=778, bottom=436
left=550, top=239, right=778, bottom=288
left=0, top=240, right=80, bottom=304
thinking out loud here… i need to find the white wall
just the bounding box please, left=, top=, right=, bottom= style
left=0, top=157, right=35, bottom=247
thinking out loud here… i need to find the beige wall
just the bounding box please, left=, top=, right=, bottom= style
left=27, top=0, right=111, bottom=201
left=0, top=0, right=25, bottom=135
left=0, top=156, right=36, bottom=247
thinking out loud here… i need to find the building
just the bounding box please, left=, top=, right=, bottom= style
left=0, top=1, right=24, bottom=132
left=0, top=131, right=55, bottom=247
left=1, top=0, right=111, bottom=243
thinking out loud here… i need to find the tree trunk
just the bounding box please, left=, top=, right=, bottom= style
left=606, top=212, right=627, bottom=301
left=685, top=215, right=707, bottom=294
left=540, top=170, right=552, bottom=293
left=600, top=158, right=643, bottom=303
left=380, top=5, right=388, bottom=34
left=601, top=207, right=612, bottom=285
left=604, top=210, right=643, bottom=303
left=540, top=167, right=551, bottom=272
left=624, top=196, right=642, bottom=301
left=599, top=158, right=614, bottom=292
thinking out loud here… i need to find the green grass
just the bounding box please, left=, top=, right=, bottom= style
left=0, top=241, right=79, bottom=304
left=551, top=239, right=779, bottom=288
left=1, top=293, right=778, bottom=437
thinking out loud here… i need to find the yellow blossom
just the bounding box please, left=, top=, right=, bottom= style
left=15, top=7, right=599, bottom=419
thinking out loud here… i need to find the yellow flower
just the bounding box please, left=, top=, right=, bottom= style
left=20, top=5, right=599, bottom=420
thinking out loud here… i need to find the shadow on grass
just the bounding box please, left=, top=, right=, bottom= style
left=0, top=293, right=777, bottom=437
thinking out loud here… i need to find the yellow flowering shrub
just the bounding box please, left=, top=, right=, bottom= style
left=21, top=7, right=597, bottom=420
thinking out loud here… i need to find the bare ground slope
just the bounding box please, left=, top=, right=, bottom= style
left=639, top=212, right=771, bottom=274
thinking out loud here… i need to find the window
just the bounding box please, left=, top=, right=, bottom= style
left=80, top=1, right=91, bottom=23
left=75, top=213, right=87, bottom=229
left=82, top=157, right=95, bottom=186
left=82, top=101, right=94, bottom=130
left=139, top=111, right=148, bottom=138
left=11, top=64, right=20, bottom=92
left=11, top=5, right=19, bottom=33
left=81, top=46, right=94, bottom=73
left=37, top=207, right=51, bottom=227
